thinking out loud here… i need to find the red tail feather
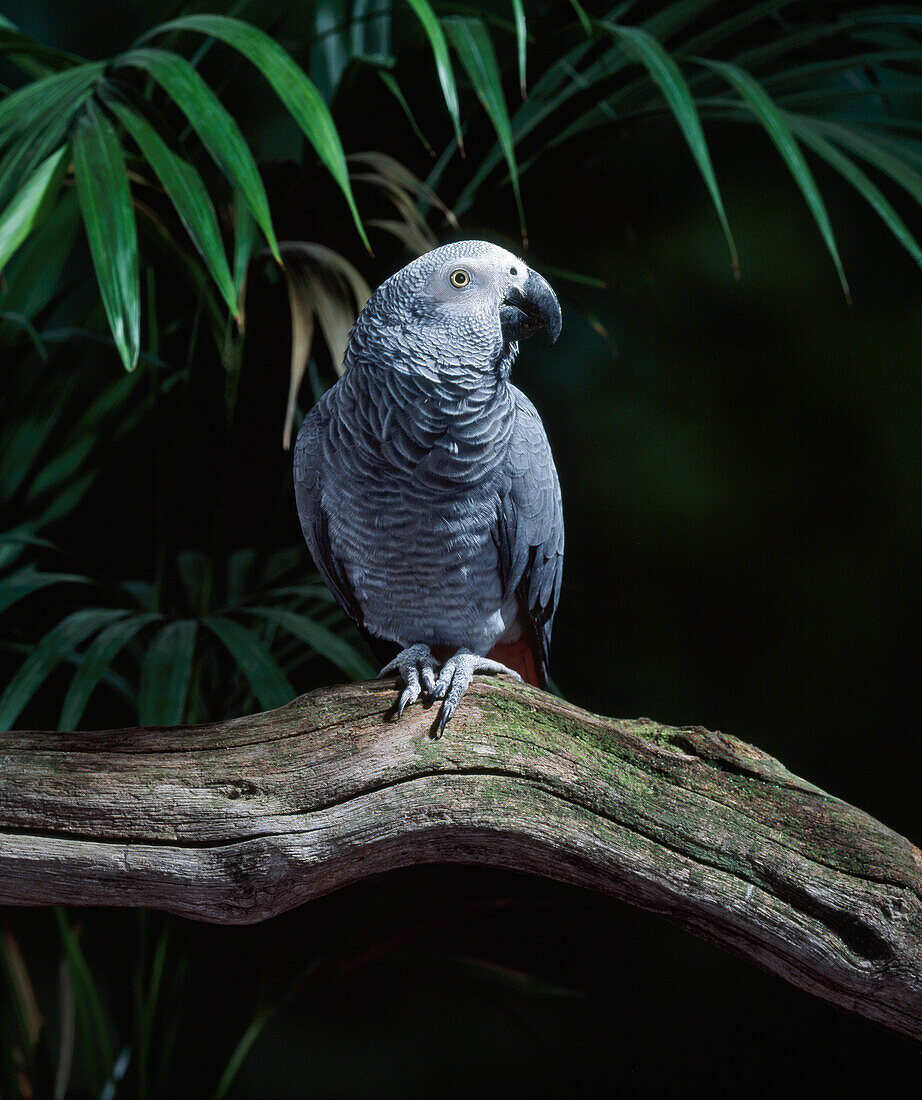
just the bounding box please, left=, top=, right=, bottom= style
left=487, top=639, right=543, bottom=688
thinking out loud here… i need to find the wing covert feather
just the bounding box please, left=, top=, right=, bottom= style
left=496, top=389, right=564, bottom=679
left=293, top=402, right=365, bottom=630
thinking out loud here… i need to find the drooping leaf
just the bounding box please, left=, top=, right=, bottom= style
left=54, top=908, right=115, bottom=1094
left=805, top=121, right=922, bottom=207
left=567, top=0, right=594, bottom=38
left=140, top=14, right=369, bottom=251
left=59, top=613, right=160, bottom=730
left=0, top=186, right=81, bottom=319
left=114, top=47, right=279, bottom=263
left=284, top=240, right=371, bottom=311
left=245, top=606, right=375, bottom=680
left=205, top=616, right=295, bottom=710
left=0, top=310, right=48, bottom=360
left=138, top=619, right=198, bottom=726
left=511, top=0, right=527, bottom=99
left=731, top=15, right=912, bottom=75
left=312, top=0, right=350, bottom=100
left=27, top=433, right=94, bottom=501
left=599, top=22, right=738, bottom=274
left=444, top=16, right=526, bottom=240
left=376, top=70, right=432, bottom=154
left=760, top=49, right=922, bottom=95
left=0, top=62, right=103, bottom=148
left=0, top=563, right=90, bottom=616
left=214, top=1005, right=277, bottom=1100
left=0, top=608, right=128, bottom=730
left=678, top=0, right=802, bottom=58
left=105, top=95, right=238, bottom=317
left=789, top=116, right=922, bottom=266
left=0, top=77, right=93, bottom=211
left=72, top=99, right=141, bottom=369
left=133, top=917, right=171, bottom=1095
left=0, top=144, right=68, bottom=271
left=451, top=28, right=603, bottom=216
left=0, top=23, right=80, bottom=74
left=0, top=532, right=54, bottom=573
left=367, top=217, right=434, bottom=255
left=404, top=0, right=464, bottom=152
left=350, top=150, right=458, bottom=227
left=351, top=173, right=439, bottom=251
left=175, top=551, right=209, bottom=613
left=0, top=406, right=61, bottom=501
left=279, top=241, right=369, bottom=448
left=34, top=472, right=97, bottom=528
left=232, top=195, right=259, bottom=313
left=282, top=263, right=315, bottom=452
left=697, top=58, right=850, bottom=300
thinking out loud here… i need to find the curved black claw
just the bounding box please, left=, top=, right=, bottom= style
left=431, top=649, right=522, bottom=738
left=378, top=644, right=440, bottom=719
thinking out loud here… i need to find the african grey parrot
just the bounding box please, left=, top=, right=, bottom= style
left=293, top=240, right=563, bottom=735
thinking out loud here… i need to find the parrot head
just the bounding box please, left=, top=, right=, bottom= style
left=352, top=241, right=562, bottom=377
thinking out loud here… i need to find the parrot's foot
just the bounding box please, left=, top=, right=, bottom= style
left=431, top=648, right=522, bottom=738
left=378, top=644, right=439, bottom=719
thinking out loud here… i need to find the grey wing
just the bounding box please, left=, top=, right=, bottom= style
left=495, top=388, right=564, bottom=681
left=293, top=401, right=365, bottom=631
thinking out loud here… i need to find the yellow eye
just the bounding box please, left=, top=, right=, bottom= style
left=449, top=268, right=471, bottom=288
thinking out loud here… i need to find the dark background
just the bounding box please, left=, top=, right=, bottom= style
left=1, top=0, right=920, bottom=1095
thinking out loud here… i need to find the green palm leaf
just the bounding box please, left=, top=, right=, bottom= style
left=0, top=532, right=55, bottom=570
left=138, top=619, right=198, bottom=726
left=205, top=616, right=295, bottom=711
left=404, top=0, right=464, bottom=152
left=511, top=0, right=527, bottom=99
left=567, top=0, right=594, bottom=38
left=0, top=63, right=102, bottom=146
left=452, top=0, right=698, bottom=210
left=232, top=196, right=259, bottom=307
left=114, top=47, right=280, bottom=263
left=72, top=99, right=141, bottom=370
left=55, top=907, right=115, bottom=1094
left=0, top=21, right=80, bottom=75
left=0, top=608, right=128, bottom=730
left=697, top=58, right=850, bottom=300
left=59, top=613, right=160, bottom=730
left=444, top=17, right=526, bottom=240
left=0, top=187, right=81, bottom=320
left=105, top=94, right=237, bottom=318
left=678, top=1, right=801, bottom=57
left=245, top=606, right=375, bottom=680
left=599, top=21, right=738, bottom=274
left=450, top=31, right=599, bottom=216
left=377, top=70, right=432, bottom=153
left=0, top=563, right=90, bottom=616
left=805, top=121, right=922, bottom=206
left=141, top=15, right=369, bottom=252
left=0, top=64, right=101, bottom=208
left=788, top=116, right=922, bottom=267
left=0, top=144, right=68, bottom=271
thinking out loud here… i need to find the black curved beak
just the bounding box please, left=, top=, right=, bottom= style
left=500, top=269, right=562, bottom=345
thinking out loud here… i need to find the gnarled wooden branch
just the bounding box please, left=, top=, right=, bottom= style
left=1, top=680, right=920, bottom=1041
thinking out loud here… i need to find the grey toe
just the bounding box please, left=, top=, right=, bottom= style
left=380, top=644, right=441, bottom=719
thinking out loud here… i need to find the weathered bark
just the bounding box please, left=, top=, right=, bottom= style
left=0, top=679, right=920, bottom=1040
